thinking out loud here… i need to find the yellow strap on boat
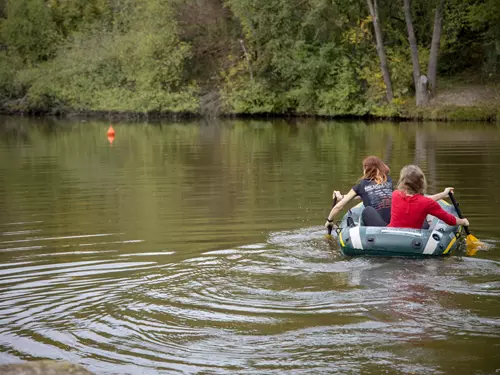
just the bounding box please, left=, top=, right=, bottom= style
left=440, top=199, right=450, bottom=206
left=443, top=236, right=457, bottom=255
left=339, top=232, right=345, bottom=247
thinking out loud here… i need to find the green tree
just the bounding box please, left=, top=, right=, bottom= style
left=47, top=0, right=107, bottom=37
left=21, top=0, right=197, bottom=113
left=1, top=0, right=59, bottom=64
left=0, top=0, right=6, bottom=18
left=467, top=0, right=500, bottom=74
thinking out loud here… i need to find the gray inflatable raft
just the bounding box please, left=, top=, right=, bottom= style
left=337, top=200, right=462, bottom=257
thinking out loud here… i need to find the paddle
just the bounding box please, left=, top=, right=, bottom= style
left=448, top=191, right=483, bottom=252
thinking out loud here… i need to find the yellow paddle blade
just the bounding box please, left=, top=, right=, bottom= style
left=465, top=245, right=479, bottom=257
left=466, top=233, right=480, bottom=244
left=465, top=233, right=486, bottom=256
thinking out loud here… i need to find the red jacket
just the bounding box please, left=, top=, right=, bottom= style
left=388, top=190, right=457, bottom=229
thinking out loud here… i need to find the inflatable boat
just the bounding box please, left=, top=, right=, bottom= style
left=336, top=200, right=462, bottom=257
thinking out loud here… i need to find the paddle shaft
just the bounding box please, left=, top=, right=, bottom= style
left=448, top=192, right=470, bottom=235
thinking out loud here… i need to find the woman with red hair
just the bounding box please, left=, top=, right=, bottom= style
left=325, top=156, right=392, bottom=230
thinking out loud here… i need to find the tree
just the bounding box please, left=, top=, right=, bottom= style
left=1, top=0, right=59, bottom=64
left=467, top=0, right=500, bottom=75
left=366, top=0, right=393, bottom=102
left=427, top=0, right=445, bottom=97
left=47, top=0, right=107, bottom=37
left=0, top=0, right=6, bottom=18
left=403, top=0, right=429, bottom=106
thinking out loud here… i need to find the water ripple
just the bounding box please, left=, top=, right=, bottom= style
left=1, top=120, right=500, bottom=374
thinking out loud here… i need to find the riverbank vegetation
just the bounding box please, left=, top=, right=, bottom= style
left=0, top=0, right=499, bottom=119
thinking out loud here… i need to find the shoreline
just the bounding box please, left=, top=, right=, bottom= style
left=1, top=103, right=498, bottom=123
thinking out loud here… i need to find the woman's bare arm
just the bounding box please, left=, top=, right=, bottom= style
left=325, top=189, right=358, bottom=225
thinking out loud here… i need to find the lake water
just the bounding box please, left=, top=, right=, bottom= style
left=0, top=116, right=499, bottom=374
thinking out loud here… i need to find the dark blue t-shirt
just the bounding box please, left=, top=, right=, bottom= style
left=352, top=176, right=393, bottom=223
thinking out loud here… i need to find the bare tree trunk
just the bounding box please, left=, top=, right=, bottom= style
left=427, top=0, right=445, bottom=97
left=403, top=0, right=429, bottom=106
left=367, top=0, right=393, bottom=102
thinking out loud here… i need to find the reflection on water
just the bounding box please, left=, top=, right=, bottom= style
left=0, top=116, right=499, bottom=374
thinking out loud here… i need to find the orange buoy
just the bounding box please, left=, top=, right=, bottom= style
left=107, top=135, right=115, bottom=145
left=107, top=125, right=115, bottom=137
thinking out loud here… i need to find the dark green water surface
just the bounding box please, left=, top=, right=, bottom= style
left=0, top=117, right=499, bottom=374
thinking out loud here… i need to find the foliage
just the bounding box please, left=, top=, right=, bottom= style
left=1, top=0, right=60, bottom=65
left=221, top=77, right=278, bottom=114
left=439, top=0, right=500, bottom=76
left=0, top=52, right=24, bottom=102
left=47, top=0, right=107, bottom=37
left=3, top=0, right=198, bottom=113
left=467, top=0, right=500, bottom=75
left=0, top=0, right=498, bottom=116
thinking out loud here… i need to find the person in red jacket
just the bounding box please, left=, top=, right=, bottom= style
left=388, top=164, right=469, bottom=229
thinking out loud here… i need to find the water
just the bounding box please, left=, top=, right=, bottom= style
left=0, top=116, right=499, bottom=374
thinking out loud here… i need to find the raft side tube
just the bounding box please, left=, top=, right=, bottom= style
left=338, top=200, right=461, bottom=257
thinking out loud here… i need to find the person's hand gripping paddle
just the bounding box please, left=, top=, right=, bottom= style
left=326, top=195, right=337, bottom=238
left=326, top=192, right=342, bottom=238
left=448, top=191, right=484, bottom=254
